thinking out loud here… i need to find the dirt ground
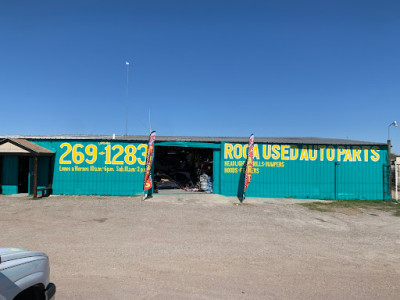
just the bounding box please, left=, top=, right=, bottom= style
left=1, top=192, right=400, bottom=299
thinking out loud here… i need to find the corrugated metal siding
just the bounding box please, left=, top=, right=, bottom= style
left=221, top=142, right=389, bottom=200
left=2, top=134, right=386, bottom=146
left=1, top=156, right=18, bottom=194
left=212, top=150, right=221, bottom=194
left=31, top=139, right=147, bottom=196
left=36, top=157, right=51, bottom=191
left=21, top=139, right=390, bottom=200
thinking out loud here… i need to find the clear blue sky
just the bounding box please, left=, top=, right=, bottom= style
left=1, top=1, right=400, bottom=153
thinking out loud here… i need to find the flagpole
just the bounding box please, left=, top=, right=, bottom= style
left=125, top=61, right=130, bottom=136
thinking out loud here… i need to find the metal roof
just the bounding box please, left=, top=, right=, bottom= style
left=0, top=134, right=386, bottom=146
left=0, top=138, right=54, bottom=156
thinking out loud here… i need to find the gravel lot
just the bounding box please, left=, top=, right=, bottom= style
left=1, top=193, right=400, bottom=299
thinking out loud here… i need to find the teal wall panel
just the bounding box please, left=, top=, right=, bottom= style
left=212, top=150, right=221, bottom=194
left=37, top=157, right=51, bottom=188
left=1, top=156, right=18, bottom=194
left=220, top=142, right=389, bottom=200
left=31, top=139, right=148, bottom=196
left=25, top=156, right=52, bottom=195
left=23, top=139, right=389, bottom=200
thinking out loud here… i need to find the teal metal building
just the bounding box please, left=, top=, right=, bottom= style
left=0, top=135, right=390, bottom=200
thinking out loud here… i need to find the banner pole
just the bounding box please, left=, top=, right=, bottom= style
left=142, top=131, right=156, bottom=200
left=242, top=134, right=254, bottom=202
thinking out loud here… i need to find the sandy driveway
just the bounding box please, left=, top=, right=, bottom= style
left=1, top=193, right=399, bottom=299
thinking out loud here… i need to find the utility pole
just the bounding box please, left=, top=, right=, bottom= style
left=387, top=121, right=398, bottom=199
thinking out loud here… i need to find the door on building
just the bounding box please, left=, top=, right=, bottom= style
left=18, top=156, right=30, bottom=193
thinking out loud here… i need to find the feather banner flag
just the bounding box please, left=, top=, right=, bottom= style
left=143, top=131, right=156, bottom=191
left=243, top=134, right=255, bottom=198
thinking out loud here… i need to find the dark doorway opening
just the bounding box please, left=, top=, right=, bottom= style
left=154, top=146, right=213, bottom=192
left=18, top=157, right=30, bottom=193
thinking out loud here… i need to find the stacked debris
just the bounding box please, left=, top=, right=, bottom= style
left=153, top=146, right=214, bottom=193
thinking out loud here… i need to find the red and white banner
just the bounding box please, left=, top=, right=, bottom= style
left=143, top=131, right=156, bottom=191
left=243, top=134, right=255, bottom=196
